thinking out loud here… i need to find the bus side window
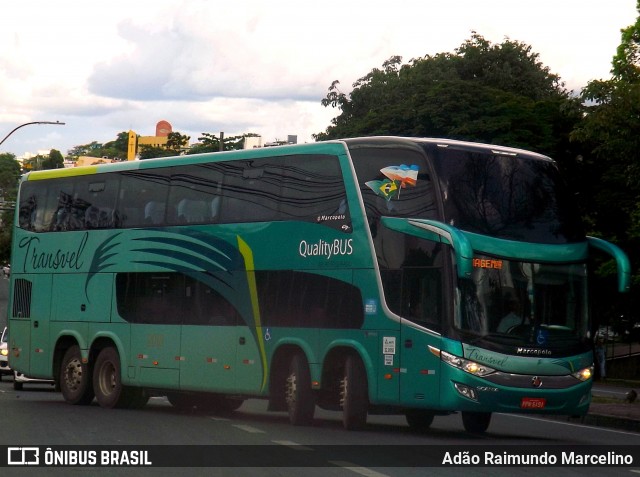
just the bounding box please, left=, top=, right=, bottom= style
left=144, top=201, right=165, bottom=225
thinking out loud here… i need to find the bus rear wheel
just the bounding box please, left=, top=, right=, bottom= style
left=341, top=355, right=368, bottom=430
left=285, top=353, right=315, bottom=425
left=93, top=347, right=127, bottom=409
left=60, top=345, right=94, bottom=405
left=461, top=411, right=492, bottom=433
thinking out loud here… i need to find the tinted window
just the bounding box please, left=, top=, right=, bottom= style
left=18, top=154, right=348, bottom=232
left=428, top=147, right=585, bottom=243
left=116, top=272, right=239, bottom=326
left=168, top=164, right=223, bottom=225
left=279, top=155, right=350, bottom=231
left=119, top=170, right=170, bottom=227
left=256, top=271, right=364, bottom=329
left=217, top=159, right=282, bottom=223
left=377, top=227, right=445, bottom=331
left=349, top=145, right=438, bottom=233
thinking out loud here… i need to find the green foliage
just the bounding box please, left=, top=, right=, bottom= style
left=0, top=153, right=19, bottom=263
left=166, top=131, right=191, bottom=153
left=315, top=33, right=580, bottom=162
left=569, top=2, right=640, bottom=318
left=0, top=153, right=21, bottom=199
left=187, top=132, right=260, bottom=155
left=41, top=149, right=64, bottom=170
left=138, top=146, right=176, bottom=160
left=67, top=132, right=130, bottom=160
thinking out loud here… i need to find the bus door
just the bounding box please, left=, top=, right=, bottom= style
left=179, top=278, right=239, bottom=393
left=127, top=273, right=182, bottom=389
left=398, top=265, right=444, bottom=407
left=9, top=274, right=53, bottom=378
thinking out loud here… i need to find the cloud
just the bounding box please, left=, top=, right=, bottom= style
left=88, top=14, right=329, bottom=103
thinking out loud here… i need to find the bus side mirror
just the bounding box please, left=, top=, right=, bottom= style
left=587, top=236, right=631, bottom=293
left=410, top=220, right=474, bottom=279
left=381, top=217, right=473, bottom=279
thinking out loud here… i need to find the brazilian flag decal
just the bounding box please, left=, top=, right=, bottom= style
left=365, top=164, right=419, bottom=201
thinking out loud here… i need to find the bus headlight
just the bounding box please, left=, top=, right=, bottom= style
left=571, top=366, right=593, bottom=382
left=441, top=350, right=495, bottom=377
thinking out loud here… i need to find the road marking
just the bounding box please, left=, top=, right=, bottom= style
left=209, top=416, right=230, bottom=422
left=232, top=424, right=265, bottom=434
left=329, top=461, right=390, bottom=477
left=503, top=413, right=640, bottom=437
left=594, top=389, right=629, bottom=396
left=272, top=440, right=313, bottom=451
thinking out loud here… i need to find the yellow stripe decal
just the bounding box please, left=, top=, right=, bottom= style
left=28, top=166, right=99, bottom=180
left=237, top=235, right=268, bottom=392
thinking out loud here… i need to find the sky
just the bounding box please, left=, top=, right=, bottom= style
left=0, top=0, right=638, bottom=159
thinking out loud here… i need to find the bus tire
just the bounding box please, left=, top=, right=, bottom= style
left=341, top=354, right=368, bottom=430
left=405, top=409, right=435, bottom=432
left=60, top=345, right=94, bottom=405
left=461, top=411, right=492, bottom=433
left=285, top=353, right=315, bottom=426
left=93, top=347, right=127, bottom=409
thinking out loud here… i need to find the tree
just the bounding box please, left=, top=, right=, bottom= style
left=67, top=132, right=129, bottom=161
left=570, top=1, right=640, bottom=319
left=0, top=153, right=21, bottom=199
left=187, top=132, right=260, bottom=155
left=315, top=33, right=581, bottom=162
left=0, top=153, right=20, bottom=263
left=166, top=131, right=191, bottom=153
left=41, top=149, right=64, bottom=170
left=138, top=145, right=175, bottom=160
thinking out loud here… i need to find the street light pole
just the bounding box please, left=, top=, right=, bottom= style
left=0, top=121, right=66, bottom=147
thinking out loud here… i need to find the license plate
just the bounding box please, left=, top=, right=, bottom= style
left=521, top=397, right=546, bottom=409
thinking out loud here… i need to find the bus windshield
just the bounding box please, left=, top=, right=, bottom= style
left=456, top=257, right=589, bottom=352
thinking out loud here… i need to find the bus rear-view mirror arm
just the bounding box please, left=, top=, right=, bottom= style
left=587, top=236, right=631, bottom=293
left=380, top=217, right=474, bottom=279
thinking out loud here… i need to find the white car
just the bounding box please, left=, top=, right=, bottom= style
left=0, top=326, right=10, bottom=379
left=13, top=371, right=55, bottom=391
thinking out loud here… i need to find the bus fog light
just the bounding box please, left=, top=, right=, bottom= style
left=454, top=382, right=478, bottom=401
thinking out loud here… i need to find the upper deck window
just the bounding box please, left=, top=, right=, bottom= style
left=349, top=145, right=438, bottom=230
left=427, top=146, right=585, bottom=244
left=17, top=153, right=350, bottom=233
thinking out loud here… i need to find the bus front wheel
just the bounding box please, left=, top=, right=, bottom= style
left=60, top=345, right=94, bottom=405
left=93, top=347, right=127, bottom=409
left=461, top=411, right=492, bottom=433
left=285, top=353, right=315, bottom=425
left=341, top=355, right=368, bottom=430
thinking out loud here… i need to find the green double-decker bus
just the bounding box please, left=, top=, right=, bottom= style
left=8, top=137, right=630, bottom=433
